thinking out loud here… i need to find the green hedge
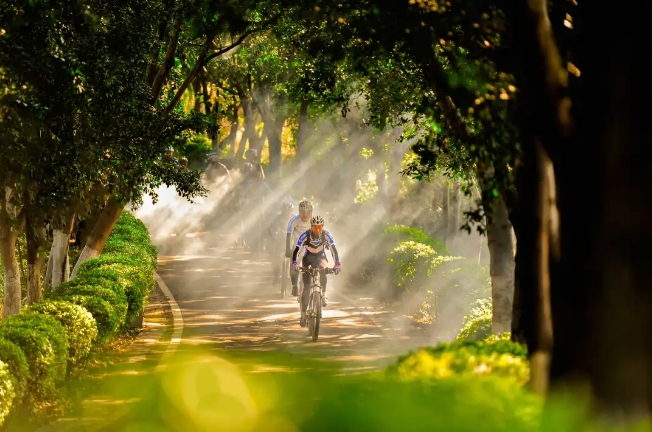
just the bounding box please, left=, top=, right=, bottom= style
left=0, top=212, right=157, bottom=426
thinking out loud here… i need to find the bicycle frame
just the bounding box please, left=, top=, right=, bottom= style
left=298, top=266, right=333, bottom=341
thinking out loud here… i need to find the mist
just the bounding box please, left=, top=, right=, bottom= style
left=133, top=94, right=491, bottom=359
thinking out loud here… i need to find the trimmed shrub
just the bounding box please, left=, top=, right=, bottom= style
left=0, top=211, right=158, bottom=424
left=29, top=300, right=99, bottom=366
left=77, top=259, right=153, bottom=326
left=0, top=338, right=29, bottom=400
left=0, top=312, right=68, bottom=401
left=53, top=294, right=121, bottom=344
left=0, top=360, right=15, bottom=427
left=51, top=282, right=128, bottom=328
left=387, top=339, right=529, bottom=386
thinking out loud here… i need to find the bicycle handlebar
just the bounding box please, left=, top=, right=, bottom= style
left=298, top=266, right=334, bottom=275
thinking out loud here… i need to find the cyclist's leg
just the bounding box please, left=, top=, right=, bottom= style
left=320, top=269, right=328, bottom=307
left=300, top=271, right=311, bottom=314
left=290, top=262, right=299, bottom=294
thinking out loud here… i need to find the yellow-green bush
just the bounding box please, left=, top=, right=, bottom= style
left=303, top=373, right=541, bottom=432
left=0, top=339, right=28, bottom=401
left=387, top=339, right=529, bottom=386
left=457, top=298, right=493, bottom=341
left=0, top=360, right=15, bottom=426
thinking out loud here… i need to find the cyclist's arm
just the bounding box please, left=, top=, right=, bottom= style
left=330, top=244, right=340, bottom=263
left=325, top=231, right=340, bottom=262
left=286, top=214, right=298, bottom=250
left=292, top=232, right=307, bottom=262
left=258, top=164, right=265, bottom=181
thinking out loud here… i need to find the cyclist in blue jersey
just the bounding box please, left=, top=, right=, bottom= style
left=291, top=215, right=341, bottom=327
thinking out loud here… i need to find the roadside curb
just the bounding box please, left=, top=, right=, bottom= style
left=34, top=273, right=184, bottom=432
left=153, top=271, right=184, bottom=371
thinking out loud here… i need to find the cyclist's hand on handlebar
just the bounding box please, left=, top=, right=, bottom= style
left=292, top=261, right=300, bottom=272
left=333, top=262, right=341, bottom=275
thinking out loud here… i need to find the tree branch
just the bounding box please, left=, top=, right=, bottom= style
left=205, top=31, right=254, bottom=63
left=150, top=14, right=182, bottom=104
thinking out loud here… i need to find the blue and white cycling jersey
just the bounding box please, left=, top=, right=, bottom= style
left=296, top=229, right=335, bottom=255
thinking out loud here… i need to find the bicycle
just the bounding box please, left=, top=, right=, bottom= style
left=297, top=266, right=334, bottom=342
left=280, top=256, right=290, bottom=297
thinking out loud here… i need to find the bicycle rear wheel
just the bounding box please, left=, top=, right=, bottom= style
left=280, top=258, right=287, bottom=297
left=311, top=292, right=322, bottom=342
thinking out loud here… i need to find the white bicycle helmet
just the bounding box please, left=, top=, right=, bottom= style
left=298, top=200, right=313, bottom=213
left=310, top=215, right=325, bottom=226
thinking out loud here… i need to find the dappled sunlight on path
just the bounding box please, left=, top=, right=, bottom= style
left=155, top=236, right=432, bottom=374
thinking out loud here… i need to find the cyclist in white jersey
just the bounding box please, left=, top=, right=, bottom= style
left=285, top=200, right=313, bottom=296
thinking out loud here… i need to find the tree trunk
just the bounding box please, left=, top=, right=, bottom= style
left=0, top=228, right=21, bottom=318
left=508, top=140, right=556, bottom=396
left=485, top=191, right=515, bottom=335
left=447, top=179, right=461, bottom=250
left=547, top=0, right=651, bottom=421
left=47, top=213, right=75, bottom=289
left=235, top=98, right=256, bottom=161
left=25, top=227, right=45, bottom=305
left=266, top=116, right=285, bottom=180
left=296, top=100, right=309, bottom=161
left=505, top=0, right=567, bottom=398
left=376, top=154, right=387, bottom=209
left=387, top=140, right=405, bottom=221
left=219, top=100, right=240, bottom=154
left=70, top=197, right=123, bottom=279
left=150, top=14, right=182, bottom=103
left=0, top=187, right=24, bottom=317
left=438, top=182, right=450, bottom=245
left=192, top=76, right=202, bottom=112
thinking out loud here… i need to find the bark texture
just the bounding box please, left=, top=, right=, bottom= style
left=71, top=197, right=123, bottom=279
left=486, top=192, right=515, bottom=335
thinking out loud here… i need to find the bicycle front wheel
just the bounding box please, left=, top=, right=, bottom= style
left=311, top=292, right=322, bottom=342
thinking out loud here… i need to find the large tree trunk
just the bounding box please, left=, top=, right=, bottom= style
left=47, top=213, right=75, bottom=289
left=547, top=0, right=651, bottom=421
left=508, top=141, right=556, bottom=396
left=0, top=228, right=21, bottom=318
left=485, top=192, right=515, bottom=335
left=506, top=0, right=567, bottom=397
left=0, top=187, right=24, bottom=317
left=70, top=197, right=123, bottom=279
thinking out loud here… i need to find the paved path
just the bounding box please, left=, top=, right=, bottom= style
left=27, top=233, right=432, bottom=431
left=156, top=234, right=430, bottom=375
